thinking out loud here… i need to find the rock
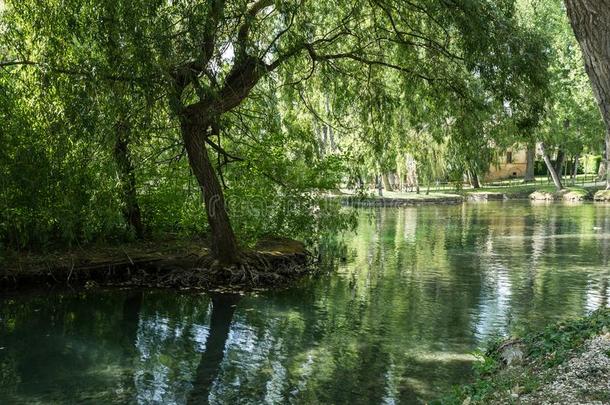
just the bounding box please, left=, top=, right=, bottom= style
left=520, top=334, right=610, bottom=404
left=467, top=192, right=507, bottom=201
left=593, top=189, right=610, bottom=202
left=529, top=190, right=559, bottom=201
left=529, top=189, right=590, bottom=202
left=498, top=339, right=526, bottom=366
left=563, top=190, right=590, bottom=202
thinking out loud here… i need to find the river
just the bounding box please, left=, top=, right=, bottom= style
left=1, top=202, right=609, bottom=404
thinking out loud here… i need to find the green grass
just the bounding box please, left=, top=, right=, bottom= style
left=435, top=308, right=610, bottom=405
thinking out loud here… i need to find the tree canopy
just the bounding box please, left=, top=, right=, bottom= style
left=0, top=0, right=605, bottom=261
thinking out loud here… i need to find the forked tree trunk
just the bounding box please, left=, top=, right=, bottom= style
left=565, top=0, right=610, bottom=189
left=524, top=143, right=536, bottom=182
left=541, top=143, right=563, bottom=190
left=181, top=115, right=239, bottom=265
left=114, top=121, right=144, bottom=238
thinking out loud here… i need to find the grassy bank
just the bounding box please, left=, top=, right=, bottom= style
left=339, top=181, right=604, bottom=203
left=337, top=190, right=463, bottom=206
left=437, top=309, right=610, bottom=404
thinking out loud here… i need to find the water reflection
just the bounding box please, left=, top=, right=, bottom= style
left=1, top=202, right=610, bottom=404
left=189, top=294, right=240, bottom=404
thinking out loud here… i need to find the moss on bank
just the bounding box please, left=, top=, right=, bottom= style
left=436, top=309, right=610, bottom=404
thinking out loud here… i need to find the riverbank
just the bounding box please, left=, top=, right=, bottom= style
left=337, top=183, right=606, bottom=205
left=437, top=308, right=610, bottom=404
left=339, top=190, right=463, bottom=206
left=466, top=184, right=605, bottom=201
left=0, top=237, right=311, bottom=291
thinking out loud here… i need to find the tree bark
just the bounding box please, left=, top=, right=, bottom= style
left=181, top=114, right=239, bottom=265
left=320, top=125, right=328, bottom=157
left=599, top=162, right=607, bottom=179
left=605, top=129, right=610, bottom=188
left=541, top=143, right=563, bottom=190
left=554, top=148, right=565, bottom=176
left=375, top=174, right=383, bottom=196
left=565, top=0, right=610, bottom=189
left=553, top=148, right=566, bottom=181
left=572, top=153, right=580, bottom=180
left=114, top=120, right=144, bottom=238
left=325, top=94, right=335, bottom=152
left=524, top=143, right=536, bottom=182
left=469, top=170, right=481, bottom=189
left=382, top=173, right=393, bottom=192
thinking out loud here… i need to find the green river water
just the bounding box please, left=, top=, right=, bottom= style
left=1, top=202, right=609, bottom=404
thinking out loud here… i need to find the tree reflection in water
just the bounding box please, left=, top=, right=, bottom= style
left=2, top=203, right=610, bottom=404
left=188, top=293, right=240, bottom=404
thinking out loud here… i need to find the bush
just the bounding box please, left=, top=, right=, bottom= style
left=583, top=155, right=602, bottom=174
left=534, top=160, right=547, bottom=176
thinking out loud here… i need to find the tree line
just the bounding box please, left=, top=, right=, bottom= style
left=0, top=0, right=608, bottom=264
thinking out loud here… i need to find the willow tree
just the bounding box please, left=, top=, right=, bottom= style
left=2, top=0, right=550, bottom=265
left=565, top=0, right=610, bottom=189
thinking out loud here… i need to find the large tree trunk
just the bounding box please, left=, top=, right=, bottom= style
left=524, top=143, right=536, bottom=182
left=114, top=120, right=144, bottom=238
left=181, top=115, right=239, bottom=265
left=565, top=0, right=610, bottom=189
left=541, top=143, right=563, bottom=190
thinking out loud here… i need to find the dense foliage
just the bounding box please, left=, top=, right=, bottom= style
left=0, top=0, right=605, bottom=257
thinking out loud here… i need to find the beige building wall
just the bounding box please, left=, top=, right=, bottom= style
left=484, top=148, right=528, bottom=182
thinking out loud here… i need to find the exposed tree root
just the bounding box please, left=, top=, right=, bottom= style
left=1, top=239, right=313, bottom=292
left=117, top=249, right=312, bottom=290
